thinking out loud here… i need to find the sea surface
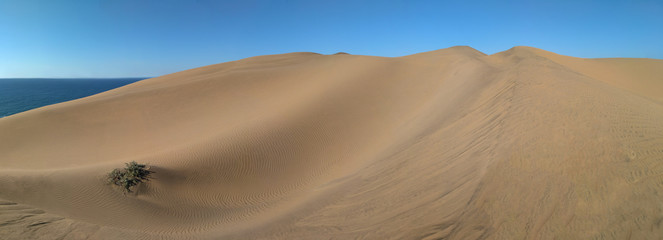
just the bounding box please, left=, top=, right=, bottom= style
left=0, top=78, right=146, bottom=118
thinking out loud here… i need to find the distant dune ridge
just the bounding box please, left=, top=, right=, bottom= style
left=1, top=46, right=663, bottom=239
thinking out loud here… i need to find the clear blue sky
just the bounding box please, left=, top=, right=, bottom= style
left=1, top=0, right=662, bottom=78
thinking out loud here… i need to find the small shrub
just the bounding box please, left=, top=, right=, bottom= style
left=107, top=161, right=154, bottom=193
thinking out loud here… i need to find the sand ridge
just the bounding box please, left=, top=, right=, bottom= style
left=1, top=46, right=662, bottom=239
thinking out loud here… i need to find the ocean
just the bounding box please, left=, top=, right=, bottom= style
left=0, top=78, right=146, bottom=118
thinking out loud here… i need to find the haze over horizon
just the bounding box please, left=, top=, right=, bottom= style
left=1, top=0, right=662, bottom=78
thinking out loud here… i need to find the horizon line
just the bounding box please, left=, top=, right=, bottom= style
left=0, top=77, right=154, bottom=79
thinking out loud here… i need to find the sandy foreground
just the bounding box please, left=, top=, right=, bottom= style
left=1, top=46, right=662, bottom=239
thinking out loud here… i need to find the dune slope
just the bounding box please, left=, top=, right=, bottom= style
left=1, top=46, right=663, bottom=239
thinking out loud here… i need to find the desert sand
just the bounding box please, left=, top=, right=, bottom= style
left=1, top=46, right=663, bottom=239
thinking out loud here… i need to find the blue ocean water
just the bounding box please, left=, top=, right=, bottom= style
left=0, top=78, right=146, bottom=118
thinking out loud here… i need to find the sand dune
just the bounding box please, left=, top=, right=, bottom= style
left=1, top=46, right=663, bottom=239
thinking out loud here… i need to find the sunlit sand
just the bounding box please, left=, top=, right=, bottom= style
left=1, top=46, right=662, bottom=239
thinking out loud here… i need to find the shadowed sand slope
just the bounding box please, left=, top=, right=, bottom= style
left=1, top=46, right=662, bottom=239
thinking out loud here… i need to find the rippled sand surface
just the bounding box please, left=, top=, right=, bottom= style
left=1, top=46, right=662, bottom=239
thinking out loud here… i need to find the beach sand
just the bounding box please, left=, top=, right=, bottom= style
left=1, top=46, right=663, bottom=239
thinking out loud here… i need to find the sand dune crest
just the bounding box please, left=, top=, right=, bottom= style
left=1, top=46, right=662, bottom=239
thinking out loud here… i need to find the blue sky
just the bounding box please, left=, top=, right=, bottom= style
left=1, top=0, right=662, bottom=78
